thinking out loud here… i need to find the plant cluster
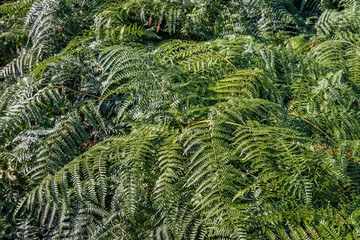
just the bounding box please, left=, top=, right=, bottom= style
left=1, top=0, right=360, bottom=239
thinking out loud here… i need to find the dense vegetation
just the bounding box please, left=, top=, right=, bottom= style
left=1, top=0, right=360, bottom=239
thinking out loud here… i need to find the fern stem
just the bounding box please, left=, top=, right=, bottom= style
left=185, top=120, right=249, bottom=129
left=289, top=111, right=334, bottom=142
left=39, top=84, right=114, bottom=101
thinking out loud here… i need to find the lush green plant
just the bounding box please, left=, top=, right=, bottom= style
left=1, top=0, right=360, bottom=239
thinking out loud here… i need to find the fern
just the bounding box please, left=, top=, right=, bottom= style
left=2, top=0, right=360, bottom=239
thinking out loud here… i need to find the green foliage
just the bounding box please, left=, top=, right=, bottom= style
left=1, top=0, right=360, bottom=239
